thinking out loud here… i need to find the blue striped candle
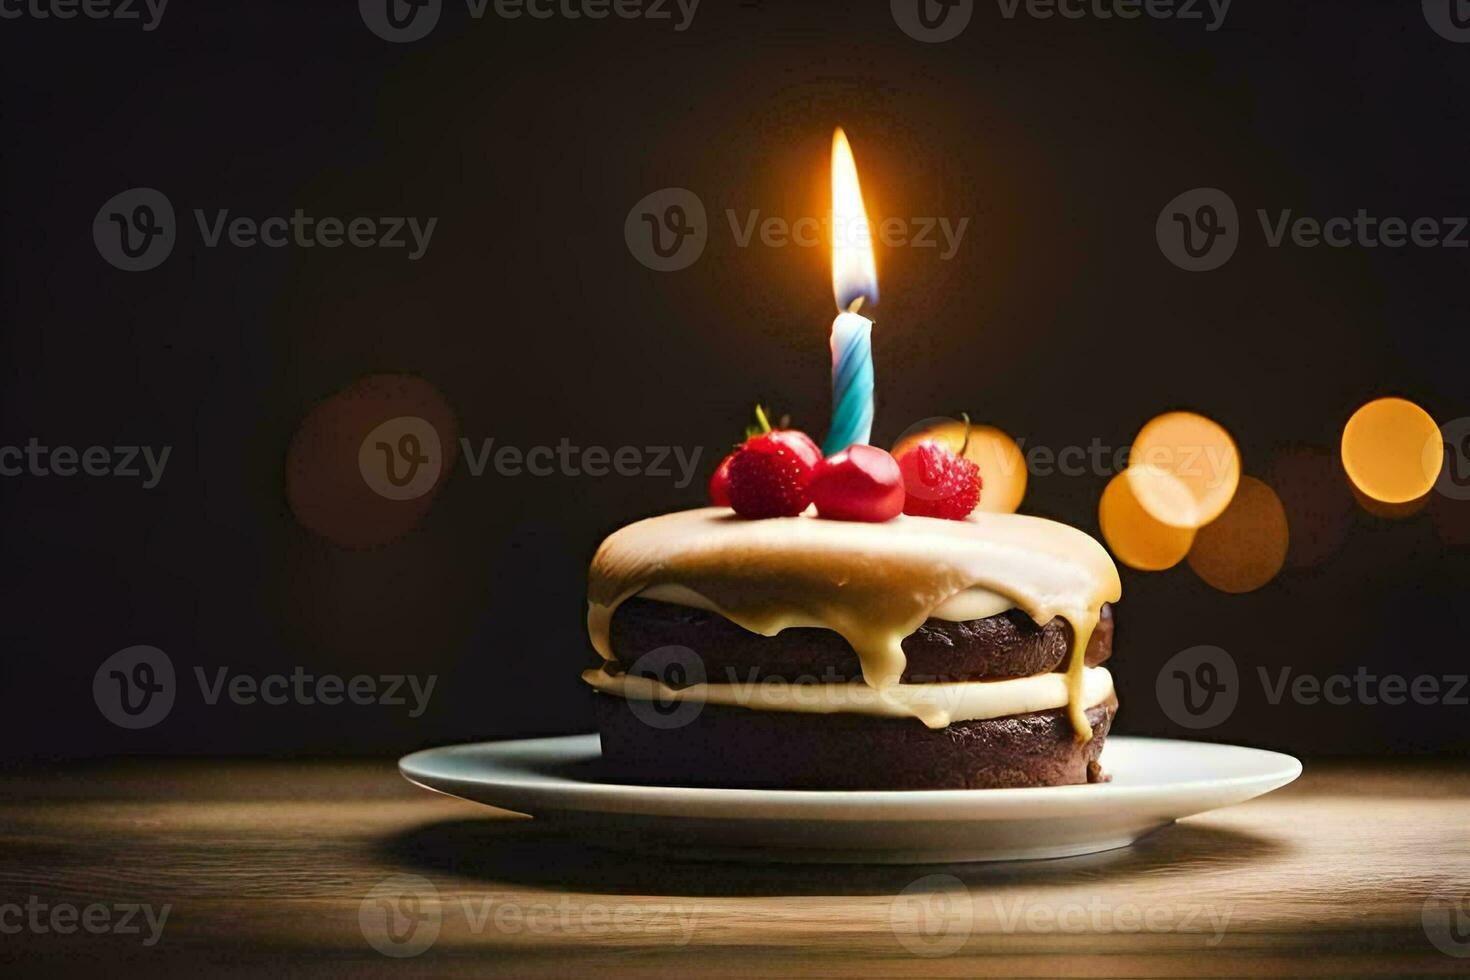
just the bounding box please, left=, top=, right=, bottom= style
left=824, top=309, right=874, bottom=455
left=825, top=127, right=879, bottom=455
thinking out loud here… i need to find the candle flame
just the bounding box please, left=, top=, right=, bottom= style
left=831, top=127, right=878, bottom=313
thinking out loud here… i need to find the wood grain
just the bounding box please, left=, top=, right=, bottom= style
left=1, top=758, right=1467, bottom=976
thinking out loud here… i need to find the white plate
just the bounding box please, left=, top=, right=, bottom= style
left=399, top=734, right=1301, bottom=864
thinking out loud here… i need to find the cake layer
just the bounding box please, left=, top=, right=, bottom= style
left=587, top=508, right=1121, bottom=738
left=592, top=694, right=1117, bottom=790
left=583, top=665, right=1114, bottom=729
left=608, top=597, right=1113, bottom=683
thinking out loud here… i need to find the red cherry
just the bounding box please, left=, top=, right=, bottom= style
left=708, top=452, right=735, bottom=507
left=727, top=430, right=821, bottom=518
left=810, top=445, right=905, bottom=522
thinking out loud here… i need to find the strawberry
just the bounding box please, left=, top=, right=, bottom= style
left=727, top=430, right=822, bottom=518
left=898, top=441, right=982, bottom=519
left=708, top=452, right=735, bottom=507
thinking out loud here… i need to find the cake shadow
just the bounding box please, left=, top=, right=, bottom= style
left=375, top=817, right=1289, bottom=898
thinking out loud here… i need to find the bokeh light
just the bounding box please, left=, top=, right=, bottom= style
left=1099, top=471, right=1196, bottom=571
left=1268, top=446, right=1353, bottom=569
left=1340, top=397, right=1442, bottom=505
left=1349, top=481, right=1431, bottom=519
left=892, top=419, right=1027, bottom=514
left=286, top=373, right=458, bottom=549
left=1128, top=411, right=1240, bottom=529
left=1186, top=475, right=1289, bottom=593
left=1430, top=492, right=1470, bottom=552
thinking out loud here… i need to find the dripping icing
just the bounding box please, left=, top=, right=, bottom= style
left=586, top=508, right=1120, bottom=740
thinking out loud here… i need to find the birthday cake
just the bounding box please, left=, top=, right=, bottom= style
left=582, top=428, right=1122, bottom=790
left=582, top=130, right=1122, bottom=789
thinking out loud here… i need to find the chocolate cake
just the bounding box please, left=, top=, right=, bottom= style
left=583, top=507, right=1123, bottom=790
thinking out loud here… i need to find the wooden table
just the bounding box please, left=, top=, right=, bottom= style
left=2, top=757, right=1468, bottom=976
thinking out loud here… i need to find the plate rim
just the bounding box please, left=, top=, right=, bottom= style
left=399, top=733, right=1303, bottom=821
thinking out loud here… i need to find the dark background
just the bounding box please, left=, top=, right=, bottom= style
left=1, top=0, right=1467, bottom=760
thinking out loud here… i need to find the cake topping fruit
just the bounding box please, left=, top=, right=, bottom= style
left=727, top=429, right=822, bottom=519
left=898, top=440, right=982, bottom=520
left=708, top=453, right=735, bottom=507
left=809, top=445, right=905, bottom=523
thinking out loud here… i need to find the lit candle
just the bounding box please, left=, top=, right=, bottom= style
left=824, top=127, right=879, bottom=456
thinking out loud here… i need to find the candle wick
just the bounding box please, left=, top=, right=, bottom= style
left=847, top=296, right=866, bottom=315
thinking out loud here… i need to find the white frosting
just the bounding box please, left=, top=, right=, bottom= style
left=638, top=583, right=1016, bottom=623
left=584, top=666, right=1114, bottom=730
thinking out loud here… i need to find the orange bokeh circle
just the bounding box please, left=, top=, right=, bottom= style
left=1187, top=475, right=1289, bottom=593
left=1099, top=471, right=1196, bottom=571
